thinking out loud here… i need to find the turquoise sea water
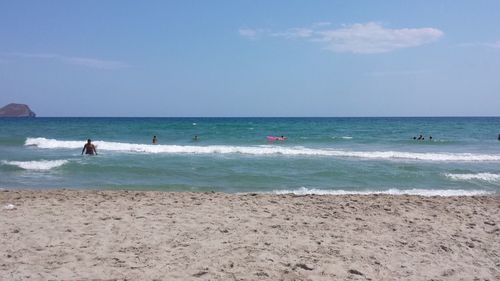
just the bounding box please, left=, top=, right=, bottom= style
left=0, top=117, right=499, bottom=195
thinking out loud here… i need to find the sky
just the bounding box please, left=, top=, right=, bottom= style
left=0, top=0, right=499, bottom=117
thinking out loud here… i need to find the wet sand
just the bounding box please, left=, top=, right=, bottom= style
left=1, top=189, right=499, bottom=280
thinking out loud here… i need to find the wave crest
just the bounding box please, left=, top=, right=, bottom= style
left=272, top=187, right=492, bottom=196
left=25, top=137, right=500, bottom=162
left=2, top=160, right=69, bottom=170
left=445, top=173, right=500, bottom=183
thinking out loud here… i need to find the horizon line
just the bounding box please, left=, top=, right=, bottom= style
left=9, top=115, right=500, bottom=118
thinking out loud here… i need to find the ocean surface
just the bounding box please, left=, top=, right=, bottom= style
left=1, top=117, right=499, bottom=196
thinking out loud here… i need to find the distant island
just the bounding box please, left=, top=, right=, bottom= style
left=0, top=103, right=36, bottom=117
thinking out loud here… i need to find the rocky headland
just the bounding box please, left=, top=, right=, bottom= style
left=0, top=103, right=36, bottom=117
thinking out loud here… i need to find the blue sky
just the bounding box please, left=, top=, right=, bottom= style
left=0, top=0, right=499, bottom=116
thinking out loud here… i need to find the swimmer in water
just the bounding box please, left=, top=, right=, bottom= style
left=82, top=139, right=97, bottom=155
left=152, top=135, right=158, bottom=144
left=193, top=135, right=198, bottom=141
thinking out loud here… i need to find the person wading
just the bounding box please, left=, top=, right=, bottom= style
left=82, top=139, right=97, bottom=155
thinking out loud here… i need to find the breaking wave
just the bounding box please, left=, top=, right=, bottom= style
left=2, top=159, right=69, bottom=170
left=332, top=136, right=353, bottom=140
left=272, top=187, right=493, bottom=196
left=25, top=137, right=500, bottom=162
left=445, top=173, right=500, bottom=183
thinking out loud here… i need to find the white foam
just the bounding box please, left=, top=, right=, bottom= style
left=332, top=136, right=353, bottom=140
left=26, top=138, right=83, bottom=149
left=2, top=159, right=69, bottom=170
left=25, top=137, right=500, bottom=162
left=445, top=173, right=500, bottom=183
left=272, top=187, right=492, bottom=196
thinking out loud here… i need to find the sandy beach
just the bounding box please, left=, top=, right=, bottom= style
left=0, top=190, right=498, bottom=280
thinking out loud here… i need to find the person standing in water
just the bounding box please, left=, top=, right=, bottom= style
left=152, top=136, right=158, bottom=144
left=82, top=139, right=97, bottom=155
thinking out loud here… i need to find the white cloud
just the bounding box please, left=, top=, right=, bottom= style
left=271, top=28, right=314, bottom=39
left=238, top=28, right=269, bottom=40
left=239, top=28, right=258, bottom=38
left=240, top=22, right=444, bottom=54
left=317, top=22, right=443, bottom=53
left=0, top=52, right=129, bottom=69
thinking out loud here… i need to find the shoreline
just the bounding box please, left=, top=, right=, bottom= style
left=1, top=187, right=496, bottom=197
left=1, top=189, right=499, bottom=280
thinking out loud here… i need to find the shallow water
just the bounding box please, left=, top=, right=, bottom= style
left=1, top=117, right=499, bottom=195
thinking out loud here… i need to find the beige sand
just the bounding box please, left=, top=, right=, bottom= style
left=0, top=190, right=499, bottom=281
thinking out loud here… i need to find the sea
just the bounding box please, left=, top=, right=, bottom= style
left=1, top=117, right=499, bottom=196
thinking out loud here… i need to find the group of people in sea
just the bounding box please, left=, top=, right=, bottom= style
left=267, top=135, right=287, bottom=142
left=152, top=135, right=198, bottom=145
left=153, top=135, right=287, bottom=144
left=413, top=134, right=432, bottom=141
left=89, top=132, right=500, bottom=155
left=81, top=134, right=286, bottom=155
